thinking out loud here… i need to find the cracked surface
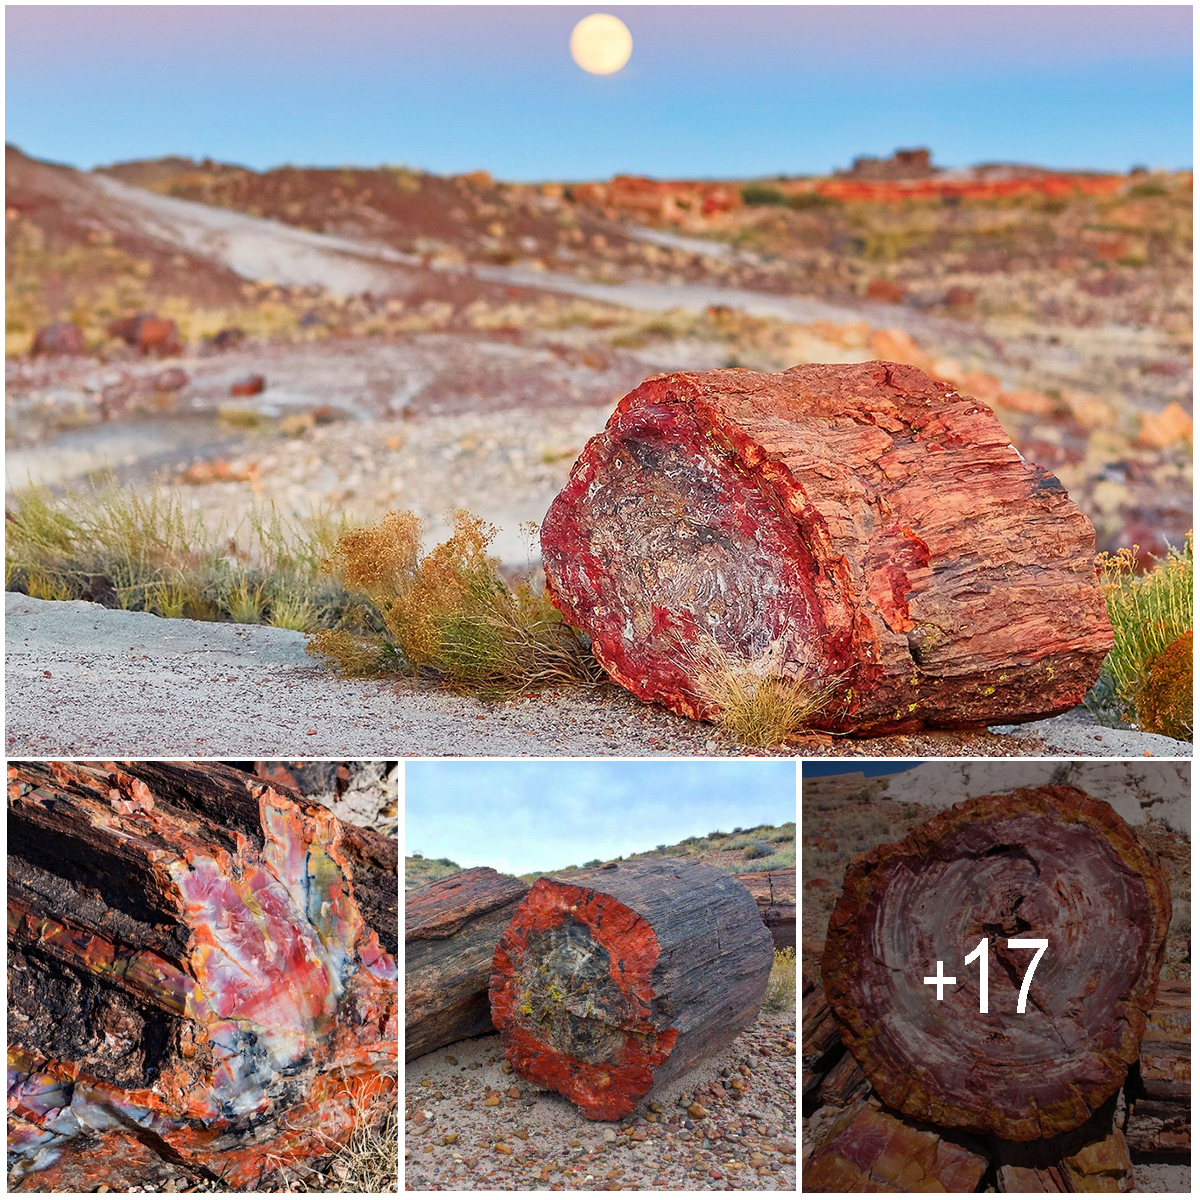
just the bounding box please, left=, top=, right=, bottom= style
left=821, top=785, right=1170, bottom=1140
left=542, top=361, right=1113, bottom=732
left=7, top=760, right=397, bottom=1189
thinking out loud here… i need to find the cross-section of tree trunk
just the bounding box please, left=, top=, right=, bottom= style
left=489, top=857, right=773, bottom=1120
left=822, top=785, right=1169, bottom=1140
left=405, top=867, right=529, bottom=1061
left=541, top=362, right=1112, bottom=733
left=7, top=760, right=397, bottom=1190
left=737, top=868, right=796, bottom=949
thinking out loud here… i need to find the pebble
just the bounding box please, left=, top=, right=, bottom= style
left=484, top=1095, right=501, bottom=1106
left=501, top=1062, right=514, bottom=1074
left=443, top=1133, right=459, bottom=1145
left=507, top=1085, right=521, bottom=1099
left=495, top=1143, right=513, bottom=1155
left=444, top=1054, right=458, bottom=1065
left=687, top=1103, right=708, bottom=1119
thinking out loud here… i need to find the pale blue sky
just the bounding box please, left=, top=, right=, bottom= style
left=6, top=6, right=1192, bottom=178
left=404, top=760, right=796, bottom=874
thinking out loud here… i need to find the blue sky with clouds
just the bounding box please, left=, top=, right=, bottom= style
left=6, top=6, right=1191, bottom=178
left=404, top=760, right=797, bottom=874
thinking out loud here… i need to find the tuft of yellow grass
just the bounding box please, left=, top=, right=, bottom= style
left=763, top=947, right=797, bottom=1014
left=1095, top=532, right=1192, bottom=731
left=307, top=508, right=601, bottom=698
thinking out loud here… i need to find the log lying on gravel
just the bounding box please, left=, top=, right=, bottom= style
left=541, top=362, right=1112, bottom=733
left=7, top=760, right=397, bottom=1190
left=490, top=857, right=773, bottom=1120
left=822, top=785, right=1170, bottom=1140
left=406, top=867, right=529, bottom=1061
left=804, top=1099, right=990, bottom=1192
left=738, top=869, right=796, bottom=949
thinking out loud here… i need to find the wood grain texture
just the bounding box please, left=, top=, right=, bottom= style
left=803, top=1100, right=989, bottom=1193
left=405, top=867, right=529, bottom=1061
left=541, top=361, right=1112, bottom=733
left=7, top=760, right=397, bottom=1189
left=490, top=857, right=773, bottom=1120
left=1126, top=979, right=1190, bottom=1153
left=822, top=785, right=1169, bottom=1140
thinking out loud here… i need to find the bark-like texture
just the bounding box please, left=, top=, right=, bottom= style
left=490, top=857, right=773, bottom=1120
left=801, top=982, right=845, bottom=1106
left=738, top=869, right=796, bottom=949
left=803, top=1100, right=989, bottom=1192
left=541, top=362, right=1112, bottom=733
left=7, top=760, right=397, bottom=1189
left=822, top=786, right=1170, bottom=1141
left=1126, top=979, right=1190, bottom=1153
left=405, top=867, right=529, bottom=1061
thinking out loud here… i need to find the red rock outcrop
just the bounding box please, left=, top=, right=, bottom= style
left=541, top=362, right=1113, bottom=734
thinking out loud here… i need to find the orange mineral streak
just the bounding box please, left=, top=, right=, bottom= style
left=7, top=768, right=397, bottom=1187
left=490, top=879, right=678, bottom=1121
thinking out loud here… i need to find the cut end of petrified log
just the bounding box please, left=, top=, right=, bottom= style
left=8, top=760, right=397, bottom=1188
left=490, top=875, right=677, bottom=1121
left=541, top=361, right=1113, bottom=733
left=822, top=785, right=1170, bottom=1141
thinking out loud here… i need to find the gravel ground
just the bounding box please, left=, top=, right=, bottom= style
left=404, top=1014, right=797, bottom=1191
left=7, top=594, right=1187, bottom=759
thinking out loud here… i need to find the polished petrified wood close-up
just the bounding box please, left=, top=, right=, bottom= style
left=7, top=760, right=398, bottom=1191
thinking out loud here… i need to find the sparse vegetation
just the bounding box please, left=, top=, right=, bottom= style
left=306, top=509, right=602, bottom=699
left=763, top=947, right=797, bottom=1014
left=1091, top=533, right=1192, bottom=736
left=5, top=480, right=348, bottom=628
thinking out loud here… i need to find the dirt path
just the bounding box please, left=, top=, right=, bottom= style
left=6, top=595, right=1188, bottom=759
left=404, top=1014, right=797, bottom=1191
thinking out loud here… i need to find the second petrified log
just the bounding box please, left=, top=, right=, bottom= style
left=822, top=785, right=1170, bottom=1141
left=490, top=857, right=773, bottom=1120
left=405, top=867, right=529, bottom=1061
left=7, top=760, right=397, bottom=1190
left=541, top=361, right=1112, bottom=733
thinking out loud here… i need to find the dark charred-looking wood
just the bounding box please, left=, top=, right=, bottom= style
left=7, top=760, right=397, bottom=1191
left=804, top=1099, right=990, bottom=1192
left=490, top=856, right=773, bottom=1120
left=405, top=867, right=529, bottom=1061
left=823, top=785, right=1170, bottom=1141
left=541, top=362, right=1112, bottom=734
left=818, top=1047, right=871, bottom=1109
left=737, top=869, right=796, bottom=949
left=802, top=984, right=845, bottom=1106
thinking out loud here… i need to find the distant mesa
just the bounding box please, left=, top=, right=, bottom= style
left=838, top=147, right=937, bottom=181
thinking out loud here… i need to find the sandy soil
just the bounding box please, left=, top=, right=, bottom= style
left=404, top=1014, right=796, bottom=1191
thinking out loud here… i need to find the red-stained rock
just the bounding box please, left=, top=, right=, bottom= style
left=7, top=760, right=397, bottom=1189
left=107, top=313, right=182, bottom=356
left=30, top=321, right=86, bottom=357
left=151, top=365, right=190, bottom=392
left=865, top=278, right=907, bottom=304
left=822, top=786, right=1170, bottom=1140
left=804, top=1100, right=989, bottom=1192
left=541, top=362, right=1113, bottom=734
left=490, top=858, right=772, bottom=1120
left=230, top=373, right=266, bottom=397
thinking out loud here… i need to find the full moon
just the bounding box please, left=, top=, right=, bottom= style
left=570, top=13, right=633, bottom=76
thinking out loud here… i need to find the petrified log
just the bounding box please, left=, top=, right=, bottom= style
left=541, top=362, right=1112, bottom=733
left=802, top=982, right=845, bottom=1105
left=7, top=760, right=397, bottom=1190
left=405, top=866, right=529, bottom=1061
left=822, top=785, right=1169, bottom=1140
left=1126, top=979, right=1190, bottom=1153
left=804, top=1099, right=989, bottom=1192
left=995, top=1093, right=1135, bottom=1192
left=489, top=857, right=773, bottom=1120
left=738, top=868, right=796, bottom=949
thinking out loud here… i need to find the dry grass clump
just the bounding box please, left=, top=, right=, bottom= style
left=307, top=509, right=601, bottom=698
left=1092, top=533, right=1192, bottom=736
left=763, top=947, right=797, bottom=1014
left=687, top=642, right=844, bottom=747
left=5, top=480, right=348, bottom=628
